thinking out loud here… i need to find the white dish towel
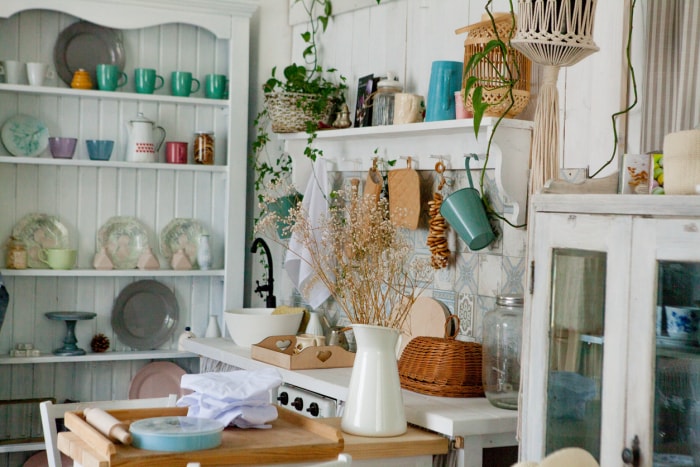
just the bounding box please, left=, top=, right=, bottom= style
left=285, top=157, right=332, bottom=308
left=177, top=368, right=282, bottom=429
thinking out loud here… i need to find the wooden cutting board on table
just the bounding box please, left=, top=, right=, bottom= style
left=388, top=160, right=421, bottom=229
left=398, top=297, right=453, bottom=357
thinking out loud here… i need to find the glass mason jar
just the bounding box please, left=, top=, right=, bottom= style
left=371, top=75, right=402, bottom=126
left=193, top=131, right=215, bottom=165
left=482, top=295, right=524, bottom=410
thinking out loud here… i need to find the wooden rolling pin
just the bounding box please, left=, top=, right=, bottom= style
left=83, top=407, right=133, bottom=445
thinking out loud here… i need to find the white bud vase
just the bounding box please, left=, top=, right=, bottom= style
left=341, top=324, right=406, bottom=437
left=197, top=234, right=211, bottom=270
left=205, top=315, right=221, bottom=338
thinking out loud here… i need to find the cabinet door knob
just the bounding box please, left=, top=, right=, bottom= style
left=621, top=435, right=640, bottom=466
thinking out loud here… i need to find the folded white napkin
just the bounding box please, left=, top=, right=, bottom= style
left=285, top=158, right=332, bottom=308
left=177, top=368, right=282, bottom=429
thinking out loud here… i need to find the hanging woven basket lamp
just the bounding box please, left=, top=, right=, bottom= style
left=510, top=0, right=600, bottom=194
left=456, top=12, right=532, bottom=119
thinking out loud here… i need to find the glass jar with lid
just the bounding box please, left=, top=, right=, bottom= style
left=6, top=236, right=27, bottom=269
left=371, top=73, right=402, bottom=126
left=482, top=294, right=524, bottom=410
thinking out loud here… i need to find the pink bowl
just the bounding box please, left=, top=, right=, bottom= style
left=49, top=137, right=78, bottom=159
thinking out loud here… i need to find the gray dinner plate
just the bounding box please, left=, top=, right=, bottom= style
left=53, top=21, right=125, bottom=88
left=112, top=280, right=179, bottom=350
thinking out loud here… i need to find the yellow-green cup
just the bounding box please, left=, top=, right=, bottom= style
left=38, top=248, right=77, bottom=270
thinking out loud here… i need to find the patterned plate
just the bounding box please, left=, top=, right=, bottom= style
left=1, top=114, right=50, bottom=157
left=11, top=213, right=70, bottom=268
left=160, top=218, right=208, bottom=267
left=97, top=216, right=149, bottom=269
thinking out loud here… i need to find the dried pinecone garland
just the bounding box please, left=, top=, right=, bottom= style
left=90, top=333, right=110, bottom=353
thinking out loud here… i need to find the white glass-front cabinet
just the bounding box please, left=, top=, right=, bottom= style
left=521, top=194, right=700, bottom=466
left=0, top=0, right=256, bottom=461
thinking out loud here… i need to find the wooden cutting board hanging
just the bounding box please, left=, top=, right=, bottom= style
left=388, top=156, right=421, bottom=230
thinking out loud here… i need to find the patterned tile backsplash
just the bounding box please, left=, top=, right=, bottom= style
left=277, top=167, right=528, bottom=343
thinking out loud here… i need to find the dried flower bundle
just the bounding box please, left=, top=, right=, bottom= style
left=257, top=184, right=431, bottom=329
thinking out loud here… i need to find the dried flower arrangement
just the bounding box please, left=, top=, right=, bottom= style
left=256, top=182, right=431, bottom=330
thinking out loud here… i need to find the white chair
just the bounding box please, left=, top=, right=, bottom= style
left=308, top=453, right=352, bottom=466
left=40, top=394, right=177, bottom=467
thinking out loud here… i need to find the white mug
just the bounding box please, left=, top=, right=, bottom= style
left=26, top=62, right=54, bottom=86
left=0, top=60, right=25, bottom=84
left=294, top=333, right=326, bottom=354
left=393, top=93, right=425, bottom=125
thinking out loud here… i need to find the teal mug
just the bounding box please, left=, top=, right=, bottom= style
left=440, top=155, right=495, bottom=251
left=134, top=68, right=165, bottom=94
left=171, top=71, right=200, bottom=97
left=205, top=74, right=228, bottom=99
left=96, top=64, right=127, bottom=91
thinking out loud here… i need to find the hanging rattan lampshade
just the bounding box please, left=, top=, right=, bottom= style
left=510, top=0, right=600, bottom=194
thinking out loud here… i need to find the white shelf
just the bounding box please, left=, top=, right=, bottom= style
left=0, top=349, right=197, bottom=364
left=0, top=442, right=45, bottom=454
left=1, top=268, right=225, bottom=277
left=0, top=155, right=228, bottom=171
left=283, top=117, right=534, bottom=225
left=278, top=117, right=533, bottom=142
left=0, top=82, right=229, bottom=107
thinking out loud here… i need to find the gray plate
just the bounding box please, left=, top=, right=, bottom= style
left=53, top=21, right=125, bottom=88
left=112, top=280, right=179, bottom=350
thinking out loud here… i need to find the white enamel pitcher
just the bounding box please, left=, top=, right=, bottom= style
left=126, top=112, right=166, bottom=162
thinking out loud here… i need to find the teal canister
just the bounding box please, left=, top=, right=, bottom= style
left=482, top=295, right=523, bottom=410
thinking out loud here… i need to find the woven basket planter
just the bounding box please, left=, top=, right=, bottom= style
left=457, top=12, right=531, bottom=118
left=264, top=91, right=335, bottom=134
left=398, top=316, right=485, bottom=398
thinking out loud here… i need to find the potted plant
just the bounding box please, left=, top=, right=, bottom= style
left=251, top=0, right=350, bottom=229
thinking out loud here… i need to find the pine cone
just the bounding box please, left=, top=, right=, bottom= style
left=90, top=333, right=110, bottom=353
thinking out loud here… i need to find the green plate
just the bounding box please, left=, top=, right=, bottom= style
left=1, top=114, right=50, bottom=157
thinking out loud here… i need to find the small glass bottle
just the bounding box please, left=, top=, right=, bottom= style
left=371, top=74, right=402, bottom=126
left=178, top=326, right=196, bottom=350
left=193, top=131, right=215, bottom=165
left=6, top=237, right=27, bottom=269
left=482, top=295, right=524, bottom=410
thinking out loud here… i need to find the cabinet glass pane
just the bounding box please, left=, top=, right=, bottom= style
left=546, top=249, right=606, bottom=459
left=654, top=261, right=700, bottom=465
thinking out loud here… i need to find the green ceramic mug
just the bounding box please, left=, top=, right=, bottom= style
left=38, top=248, right=77, bottom=270
left=134, top=68, right=165, bottom=94
left=205, top=74, right=228, bottom=99
left=171, top=71, right=200, bottom=97
left=96, top=64, right=127, bottom=91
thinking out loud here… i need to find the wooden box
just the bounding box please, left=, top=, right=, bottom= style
left=251, top=335, right=355, bottom=370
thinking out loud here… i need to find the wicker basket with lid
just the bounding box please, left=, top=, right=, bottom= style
left=398, top=315, right=485, bottom=398
left=456, top=12, right=531, bottom=118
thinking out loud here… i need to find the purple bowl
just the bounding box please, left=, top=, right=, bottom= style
left=86, top=139, right=114, bottom=161
left=48, top=137, right=78, bottom=159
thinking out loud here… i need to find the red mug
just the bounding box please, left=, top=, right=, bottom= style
left=165, top=141, right=188, bottom=164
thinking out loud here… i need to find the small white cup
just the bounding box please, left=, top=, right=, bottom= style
left=26, top=62, right=54, bottom=86
left=0, top=60, right=25, bottom=84
left=294, top=333, right=326, bottom=354
left=393, top=93, right=425, bottom=125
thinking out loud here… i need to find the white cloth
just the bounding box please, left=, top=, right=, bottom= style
left=285, top=158, right=332, bottom=308
left=177, top=368, right=282, bottom=429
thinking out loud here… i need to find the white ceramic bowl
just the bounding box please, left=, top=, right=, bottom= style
left=223, top=308, right=303, bottom=347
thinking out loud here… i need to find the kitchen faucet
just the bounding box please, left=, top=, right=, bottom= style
left=251, top=237, right=276, bottom=308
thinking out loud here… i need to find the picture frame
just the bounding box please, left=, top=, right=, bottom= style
left=354, top=74, right=376, bottom=128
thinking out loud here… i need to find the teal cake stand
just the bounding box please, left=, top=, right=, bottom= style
left=45, top=311, right=97, bottom=356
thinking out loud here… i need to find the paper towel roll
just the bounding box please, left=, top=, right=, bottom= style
left=663, top=128, right=700, bottom=194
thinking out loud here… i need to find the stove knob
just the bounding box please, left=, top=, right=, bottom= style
left=306, top=402, right=320, bottom=417
left=291, top=397, right=304, bottom=411
left=277, top=391, right=289, bottom=405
